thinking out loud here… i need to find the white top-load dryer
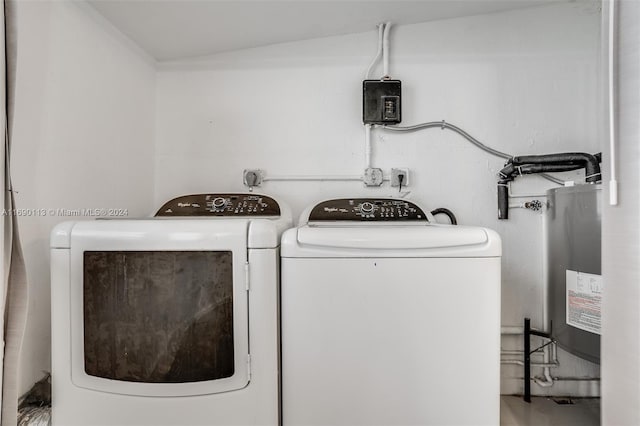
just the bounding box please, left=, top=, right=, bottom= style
left=281, top=198, right=501, bottom=426
left=50, top=193, right=291, bottom=426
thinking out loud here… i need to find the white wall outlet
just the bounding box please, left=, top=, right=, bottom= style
left=391, top=168, right=410, bottom=188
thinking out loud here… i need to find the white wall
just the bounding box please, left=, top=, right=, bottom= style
left=6, top=0, right=602, bottom=399
left=155, top=2, right=602, bottom=395
left=602, top=0, right=640, bottom=423
left=11, top=1, right=156, bottom=394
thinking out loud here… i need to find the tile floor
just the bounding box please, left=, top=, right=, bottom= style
left=501, top=396, right=600, bottom=425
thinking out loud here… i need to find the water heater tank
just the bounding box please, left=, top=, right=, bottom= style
left=547, top=184, right=601, bottom=364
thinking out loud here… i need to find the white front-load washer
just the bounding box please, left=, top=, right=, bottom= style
left=281, top=198, right=501, bottom=426
left=50, top=193, right=291, bottom=426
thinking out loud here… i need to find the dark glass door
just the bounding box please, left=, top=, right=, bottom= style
left=83, top=251, right=234, bottom=384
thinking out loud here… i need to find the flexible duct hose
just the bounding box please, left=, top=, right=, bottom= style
left=430, top=208, right=458, bottom=225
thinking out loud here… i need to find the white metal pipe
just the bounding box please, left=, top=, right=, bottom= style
left=539, top=210, right=555, bottom=388
left=527, top=376, right=601, bottom=382
left=364, top=124, right=372, bottom=169
left=364, top=24, right=381, bottom=172
left=508, top=193, right=547, bottom=199
left=263, top=175, right=362, bottom=182
left=508, top=203, right=535, bottom=209
left=382, top=22, right=391, bottom=78
left=533, top=377, right=554, bottom=387
left=507, top=182, right=548, bottom=199
left=501, top=349, right=544, bottom=355
left=534, top=369, right=555, bottom=387
left=501, top=350, right=525, bottom=355
left=534, top=375, right=555, bottom=388
left=501, top=360, right=558, bottom=367
left=501, top=360, right=525, bottom=366
left=501, top=326, right=524, bottom=335
left=501, top=325, right=554, bottom=335
left=262, top=174, right=392, bottom=183
left=608, top=0, right=618, bottom=206
left=365, top=23, right=385, bottom=80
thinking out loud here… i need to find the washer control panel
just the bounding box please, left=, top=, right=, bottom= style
left=155, top=193, right=280, bottom=217
left=308, top=198, right=427, bottom=221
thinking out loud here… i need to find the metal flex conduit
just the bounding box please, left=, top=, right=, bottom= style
left=381, top=121, right=565, bottom=185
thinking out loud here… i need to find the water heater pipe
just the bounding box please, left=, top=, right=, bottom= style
left=507, top=153, right=601, bottom=183
left=508, top=183, right=548, bottom=199
left=497, top=153, right=601, bottom=219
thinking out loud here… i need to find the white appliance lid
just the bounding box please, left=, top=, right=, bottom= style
left=282, top=224, right=501, bottom=258
left=296, top=224, right=488, bottom=249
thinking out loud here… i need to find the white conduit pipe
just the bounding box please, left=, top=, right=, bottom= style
left=263, top=175, right=362, bottom=182
left=382, top=21, right=391, bottom=78
left=260, top=174, right=392, bottom=183
left=363, top=23, right=385, bottom=171
left=365, top=23, right=385, bottom=80
left=256, top=23, right=383, bottom=188
left=608, top=0, right=618, bottom=206
left=364, top=124, right=372, bottom=169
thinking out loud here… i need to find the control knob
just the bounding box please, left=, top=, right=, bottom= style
left=360, top=202, right=375, bottom=214
left=212, top=197, right=227, bottom=209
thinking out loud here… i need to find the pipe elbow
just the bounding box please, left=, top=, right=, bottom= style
left=583, top=154, right=601, bottom=183
left=497, top=182, right=509, bottom=220
left=499, top=164, right=516, bottom=179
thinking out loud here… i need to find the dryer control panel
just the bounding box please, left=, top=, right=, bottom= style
left=308, top=198, right=427, bottom=221
left=155, top=193, right=280, bottom=217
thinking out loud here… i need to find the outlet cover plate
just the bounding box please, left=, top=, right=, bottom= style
left=391, top=168, right=410, bottom=187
